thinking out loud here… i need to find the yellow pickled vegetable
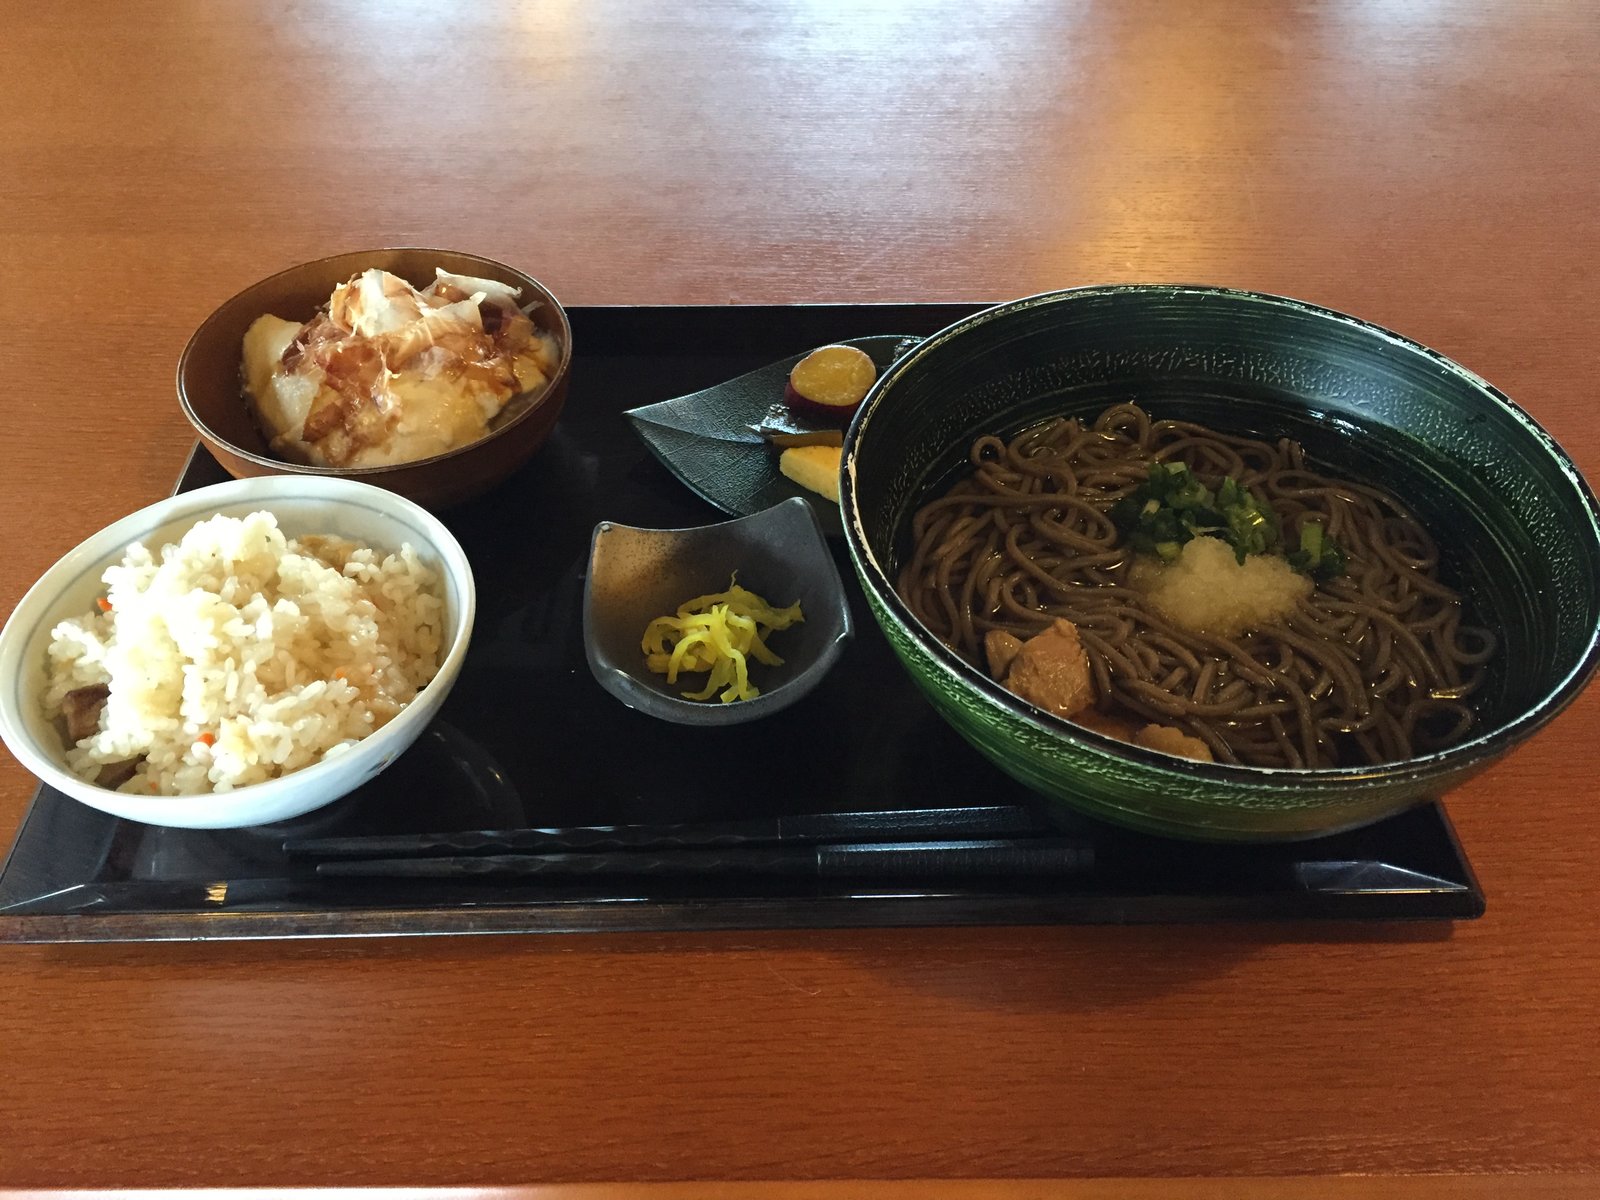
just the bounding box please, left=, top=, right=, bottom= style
left=641, top=578, right=805, bottom=702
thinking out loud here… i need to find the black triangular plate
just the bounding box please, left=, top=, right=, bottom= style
left=623, top=335, right=915, bottom=537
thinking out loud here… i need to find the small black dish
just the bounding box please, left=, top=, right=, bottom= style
left=623, top=334, right=916, bottom=537
left=582, top=497, right=853, bottom=726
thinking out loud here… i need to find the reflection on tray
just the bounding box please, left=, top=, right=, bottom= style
left=93, top=722, right=526, bottom=882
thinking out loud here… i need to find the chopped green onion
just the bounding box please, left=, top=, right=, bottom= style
left=1112, top=460, right=1344, bottom=580
left=1286, top=520, right=1347, bottom=581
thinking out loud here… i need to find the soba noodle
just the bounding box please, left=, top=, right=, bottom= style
left=895, top=402, right=1497, bottom=768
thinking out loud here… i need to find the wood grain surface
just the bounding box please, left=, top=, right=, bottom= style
left=8, top=1184, right=1600, bottom=1200
left=2, top=0, right=1598, bottom=1192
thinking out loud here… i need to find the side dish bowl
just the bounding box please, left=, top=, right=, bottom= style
left=841, top=285, right=1600, bottom=841
left=583, top=497, right=852, bottom=726
left=0, top=476, right=476, bottom=829
left=178, top=247, right=573, bottom=510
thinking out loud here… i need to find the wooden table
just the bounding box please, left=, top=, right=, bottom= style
left=3, top=2, right=1597, bottom=1194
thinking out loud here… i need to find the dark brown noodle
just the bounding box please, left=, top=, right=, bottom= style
left=895, top=402, right=1497, bottom=768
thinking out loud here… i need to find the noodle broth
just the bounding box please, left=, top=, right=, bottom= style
left=893, top=399, right=1501, bottom=770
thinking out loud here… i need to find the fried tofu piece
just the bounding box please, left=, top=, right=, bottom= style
left=984, top=630, right=1026, bottom=680
left=986, top=621, right=1213, bottom=763
left=1070, top=704, right=1142, bottom=742
left=986, top=618, right=1094, bottom=719
left=1134, top=723, right=1214, bottom=763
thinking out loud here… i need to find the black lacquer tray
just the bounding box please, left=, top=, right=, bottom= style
left=0, top=304, right=1484, bottom=942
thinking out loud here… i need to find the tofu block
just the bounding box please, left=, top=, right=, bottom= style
left=778, top=444, right=842, bottom=503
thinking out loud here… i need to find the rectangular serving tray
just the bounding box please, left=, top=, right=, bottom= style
left=0, top=304, right=1484, bottom=942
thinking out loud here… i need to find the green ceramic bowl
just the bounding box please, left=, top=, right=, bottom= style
left=840, top=285, right=1600, bottom=841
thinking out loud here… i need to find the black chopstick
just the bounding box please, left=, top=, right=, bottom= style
left=283, top=804, right=1051, bottom=860
left=314, top=838, right=1094, bottom=881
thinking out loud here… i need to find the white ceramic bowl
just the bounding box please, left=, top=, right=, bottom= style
left=0, top=476, right=476, bottom=829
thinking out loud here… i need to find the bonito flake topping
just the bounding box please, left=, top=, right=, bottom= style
left=242, top=268, right=560, bottom=467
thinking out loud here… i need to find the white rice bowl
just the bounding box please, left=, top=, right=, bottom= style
left=45, top=511, right=443, bottom=795
left=0, top=476, right=475, bottom=829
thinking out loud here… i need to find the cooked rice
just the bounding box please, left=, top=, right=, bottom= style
left=43, top=511, right=444, bottom=795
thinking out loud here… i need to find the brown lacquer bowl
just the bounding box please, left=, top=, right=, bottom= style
left=177, top=248, right=572, bottom=510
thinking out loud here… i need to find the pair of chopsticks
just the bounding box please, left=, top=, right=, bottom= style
left=283, top=805, right=1094, bottom=882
